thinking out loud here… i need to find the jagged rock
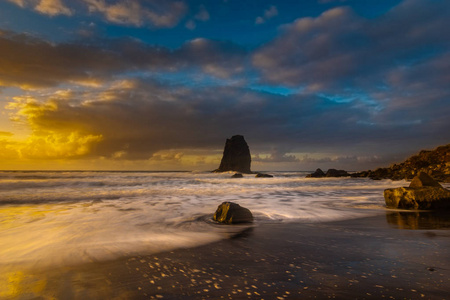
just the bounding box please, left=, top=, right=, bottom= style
left=213, top=202, right=253, bottom=224
left=231, top=173, right=243, bottom=178
left=255, top=173, right=273, bottom=178
left=384, top=172, right=450, bottom=209
left=214, top=135, right=252, bottom=174
left=306, top=168, right=325, bottom=178
left=409, top=172, right=442, bottom=188
left=325, top=169, right=349, bottom=177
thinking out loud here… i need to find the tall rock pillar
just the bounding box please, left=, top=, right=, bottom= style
left=214, top=135, right=252, bottom=173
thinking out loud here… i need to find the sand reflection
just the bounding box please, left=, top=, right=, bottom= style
left=386, top=211, right=450, bottom=230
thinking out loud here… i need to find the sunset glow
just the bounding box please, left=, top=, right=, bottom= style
left=0, top=0, right=449, bottom=171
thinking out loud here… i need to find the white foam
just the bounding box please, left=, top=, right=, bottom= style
left=0, top=171, right=401, bottom=269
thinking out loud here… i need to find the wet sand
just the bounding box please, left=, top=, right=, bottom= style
left=3, top=211, right=450, bottom=299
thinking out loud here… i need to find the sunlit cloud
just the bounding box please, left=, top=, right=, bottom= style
left=6, top=0, right=73, bottom=16
left=6, top=0, right=188, bottom=27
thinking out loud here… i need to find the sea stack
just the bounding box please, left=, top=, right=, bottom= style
left=214, top=135, right=252, bottom=174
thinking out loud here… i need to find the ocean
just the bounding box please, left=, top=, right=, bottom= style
left=0, top=171, right=408, bottom=269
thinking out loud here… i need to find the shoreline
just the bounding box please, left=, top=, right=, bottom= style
left=3, top=212, right=450, bottom=299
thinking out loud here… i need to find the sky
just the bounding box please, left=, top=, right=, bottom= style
left=0, top=0, right=449, bottom=171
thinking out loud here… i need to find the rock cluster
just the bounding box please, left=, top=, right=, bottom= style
left=306, top=168, right=348, bottom=178
left=213, top=202, right=253, bottom=224
left=384, top=172, right=450, bottom=209
left=352, top=144, right=450, bottom=182
left=214, top=135, right=252, bottom=174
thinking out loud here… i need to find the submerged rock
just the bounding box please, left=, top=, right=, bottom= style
left=255, top=173, right=273, bottom=178
left=231, top=173, right=243, bottom=178
left=213, top=202, right=253, bottom=224
left=384, top=173, right=450, bottom=209
left=214, top=135, right=252, bottom=174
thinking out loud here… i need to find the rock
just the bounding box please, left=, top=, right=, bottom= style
left=231, top=173, right=243, bottom=178
left=325, top=169, right=349, bottom=177
left=255, top=173, right=273, bottom=178
left=384, top=186, right=450, bottom=209
left=213, top=202, right=253, bottom=224
left=409, top=172, right=442, bottom=188
left=214, top=135, right=252, bottom=174
left=353, top=144, right=450, bottom=182
left=306, top=168, right=325, bottom=178
left=384, top=172, right=450, bottom=209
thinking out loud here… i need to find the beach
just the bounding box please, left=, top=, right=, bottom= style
left=2, top=212, right=450, bottom=299
left=1, top=171, right=450, bottom=299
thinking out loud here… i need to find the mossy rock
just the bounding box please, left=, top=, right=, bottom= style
left=213, top=202, right=253, bottom=224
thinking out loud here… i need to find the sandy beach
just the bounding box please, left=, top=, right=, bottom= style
left=3, top=211, right=450, bottom=300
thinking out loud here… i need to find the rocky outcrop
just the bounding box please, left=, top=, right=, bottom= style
left=306, top=168, right=348, bottom=178
left=306, top=168, right=325, bottom=178
left=325, top=169, right=349, bottom=177
left=352, top=144, right=450, bottom=182
left=255, top=173, right=273, bottom=178
left=213, top=202, right=253, bottom=224
left=214, top=135, right=252, bottom=174
left=384, top=172, right=450, bottom=209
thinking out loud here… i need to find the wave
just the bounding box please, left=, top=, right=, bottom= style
left=0, top=171, right=403, bottom=270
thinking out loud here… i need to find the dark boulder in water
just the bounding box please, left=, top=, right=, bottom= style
left=231, top=173, right=243, bottom=178
left=213, top=202, right=253, bottom=224
left=306, top=168, right=325, bottom=178
left=384, top=173, right=450, bottom=209
left=214, top=135, right=252, bottom=174
left=255, top=173, right=273, bottom=178
left=306, top=168, right=348, bottom=178
left=325, top=169, right=349, bottom=177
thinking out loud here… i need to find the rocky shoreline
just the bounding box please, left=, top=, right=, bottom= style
left=351, top=144, right=450, bottom=182
left=306, top=144, right=450, bottom=182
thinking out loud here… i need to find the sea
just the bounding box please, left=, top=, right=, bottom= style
left=0, top=170, right=412, bottom=270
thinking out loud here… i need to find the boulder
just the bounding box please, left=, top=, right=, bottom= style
left=306, top=168, right=325, bottom=178
left=384, top=186, right=450, bottom=209
left=214, top=135, right=252, bottom=174
left=255, top=173, right=273, bottom=178
left=325, top=169, right=349, bottom=177
left=384, top=172, right=450, bottom=209
left=213, top=202, right=253, bottom=224
left=231, top=173, right=243, bottom=178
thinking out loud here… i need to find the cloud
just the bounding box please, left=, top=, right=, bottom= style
left=253, top=0, right=450, bottom=91
left=0, top=31, right=247, bottom=89
left=194, top=4, right=210, bottom=21
left=252, top=0, right=450, bottom=150
left=185, top=5, right=210, bottom=31
left=6, top=0, right=73, bottom=16
left=0, top=131, right=14, bottom=137
left=6, top=76, right=439, bottom=164
left=83, top=0, right=188, bottom=27
left=6, top=0, right=188, bottom=27
left=255, top=5, right=278, bottom=24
